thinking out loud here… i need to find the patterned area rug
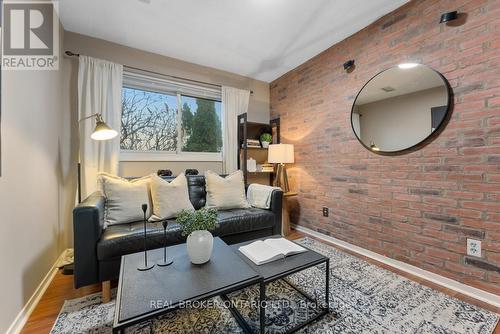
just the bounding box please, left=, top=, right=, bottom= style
left=51, top=238, right=499, bottom=334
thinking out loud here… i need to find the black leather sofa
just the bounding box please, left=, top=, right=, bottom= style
left=73, top=175, right=283, bottom=288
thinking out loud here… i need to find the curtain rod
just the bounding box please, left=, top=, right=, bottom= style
left=64, top=51, right=253, bottom=95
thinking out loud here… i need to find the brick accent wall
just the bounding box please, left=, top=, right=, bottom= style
left=270, top=0, right=500, bottom=294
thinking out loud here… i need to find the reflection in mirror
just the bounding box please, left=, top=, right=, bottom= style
left=352, top=64, right=450, bottom=153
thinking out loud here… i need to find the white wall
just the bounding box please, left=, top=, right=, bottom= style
left=358, top=87, right=447, bottom=151
left=0, top=28, right=67, bottom=334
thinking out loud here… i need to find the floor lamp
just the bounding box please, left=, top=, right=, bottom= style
left=268, top=144, right=294, bottom=193
left=63, top=114, right=117, bottom=276
left=77, top=113, right=118, bottom=203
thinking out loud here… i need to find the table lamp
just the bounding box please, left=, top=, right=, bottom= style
left=268, top=144, right=294, bottom=192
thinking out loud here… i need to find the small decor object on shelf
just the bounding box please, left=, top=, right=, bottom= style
left=176, top=208, right=218, bottom=264
left=247, top=158, right=257, bottom=172
left=137, top=204, right=154, bottom=271
left=260, top=133, right=272, bottom=148
left=246, top=139, right=261, bottom=148
left=157, top=220, right=174, bottom=267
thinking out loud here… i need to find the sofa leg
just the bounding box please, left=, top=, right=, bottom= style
left=102, top=281, right=111, bottom=303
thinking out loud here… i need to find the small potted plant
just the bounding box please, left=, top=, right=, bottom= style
left=176, top=208, right=218, bottom=264
left=260, top=133, right=272, bottom=148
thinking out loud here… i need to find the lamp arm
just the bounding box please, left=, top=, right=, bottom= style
left=78, top=113, right=101, bottom=122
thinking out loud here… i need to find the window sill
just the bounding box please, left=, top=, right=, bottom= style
left=120, top=151, right=223, bottom=162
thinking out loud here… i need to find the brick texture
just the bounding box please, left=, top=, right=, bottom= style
left=271, top=0, right=500, bottom=294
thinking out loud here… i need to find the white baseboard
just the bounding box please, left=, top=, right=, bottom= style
left=6, top=249, right=71, bottom=334
left=293, top=225, right=500, bottom=308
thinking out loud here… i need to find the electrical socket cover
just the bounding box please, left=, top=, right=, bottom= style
left=467, top=239, right=481, bottom=257
left=322, top=207, right=329, bottom=217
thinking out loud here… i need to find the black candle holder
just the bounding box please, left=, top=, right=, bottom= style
left=137, top=204, right=154, bottom=271
left=157, top=220, right=174, bottom=267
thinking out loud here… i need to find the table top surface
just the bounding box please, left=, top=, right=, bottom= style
left=230, top=235, right=328, bottom=283
left=115, top=237, right=260, bottom=325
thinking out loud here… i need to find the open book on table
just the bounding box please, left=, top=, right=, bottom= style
left=238, top=238, right=307, bottom=265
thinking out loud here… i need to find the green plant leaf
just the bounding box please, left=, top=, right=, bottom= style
left=176, top=207, right=218, bottom=237
left=260, top=133, right=272, bottom=142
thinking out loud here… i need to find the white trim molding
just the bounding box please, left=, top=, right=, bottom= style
left=6, top=249, right=71, bottom=334
left=120, top=150, right=222, bottom=162
left=293, top=224, right=500, bottom=308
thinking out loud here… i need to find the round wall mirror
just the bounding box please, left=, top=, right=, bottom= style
left=351, top=64, right=451, bottom=154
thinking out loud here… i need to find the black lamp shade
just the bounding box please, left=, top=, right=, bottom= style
left=343, top=60, right=355, bottom=71
left=440, top=11, right=458, bottom=23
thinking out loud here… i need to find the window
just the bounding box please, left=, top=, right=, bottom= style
left=120, top=71, right=223, bottom=161
left=180, top=95, right=222, bottom=153
left=121, top=88, right=178, bottom=152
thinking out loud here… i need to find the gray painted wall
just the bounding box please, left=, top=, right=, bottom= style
left=0, top=22, right=67, bottom=334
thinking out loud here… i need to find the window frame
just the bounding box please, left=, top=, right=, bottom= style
left=120, top=71, right=223, bottom=162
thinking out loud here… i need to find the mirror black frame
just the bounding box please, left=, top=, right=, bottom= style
left=350, top=64, right=453, bottom=156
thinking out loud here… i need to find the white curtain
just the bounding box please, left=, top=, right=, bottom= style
left=78, top=56, right=123, bottom=198
left=222, top=86, right=250, bottom=174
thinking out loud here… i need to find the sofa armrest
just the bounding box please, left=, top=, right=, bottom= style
left=270, top=189, right=283, bottom=235
left=73, top=191, right=105, bottom=288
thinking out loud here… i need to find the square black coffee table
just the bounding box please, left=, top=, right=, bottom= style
left=112, top=237, right=265, bottom=334
left=228, top=236, right=330, bottom=334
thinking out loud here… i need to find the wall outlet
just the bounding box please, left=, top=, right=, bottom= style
left=467, top=239, right=481, bottom=257
left=322, top=207, right=329, bottom=217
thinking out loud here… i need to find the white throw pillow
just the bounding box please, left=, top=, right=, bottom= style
left=149, top=173, right=194, bottom=221
left=97, top=173, right=152, bottom=228
left=205, top=170, right=250, bottom=210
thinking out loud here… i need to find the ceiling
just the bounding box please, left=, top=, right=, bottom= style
left=355, top=65, right=446, bottom=105
left=59, top=0, right=409, bottom=82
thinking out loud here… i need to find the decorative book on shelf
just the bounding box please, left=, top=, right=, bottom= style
left=244, top=139, right=262, bottom=148
left=238, top=238, right=307, bottom=265
left=257, top=163, right=274, bottom=172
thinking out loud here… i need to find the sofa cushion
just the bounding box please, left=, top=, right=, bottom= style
left=161, top=175, right=206, bottom=210
left=97, top=173, right=152, bottom=228
left=215, top=208, right=275, bottom=236
left=205, top=170, right=250, bottom=210
left=97, top=220, right=183, bottom=261
left=150, top=173, right=194, bottom=221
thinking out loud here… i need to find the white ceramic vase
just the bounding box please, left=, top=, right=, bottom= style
left=262, top=141, right=270, bottom=148
left=186, top=230, right=213, bottom=264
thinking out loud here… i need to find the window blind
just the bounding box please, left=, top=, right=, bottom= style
left=123, top=69, right=222, bottom=101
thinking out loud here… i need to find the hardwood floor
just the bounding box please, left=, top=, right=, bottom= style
left=21, top=230, right=499, bottom=333
left=20, top=272, right=102, bottom=334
